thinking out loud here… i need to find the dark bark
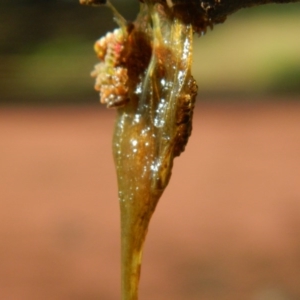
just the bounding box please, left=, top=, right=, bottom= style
left=201, top=0, right=300, bottom=23
left=137, top=0, right=300, bottom=33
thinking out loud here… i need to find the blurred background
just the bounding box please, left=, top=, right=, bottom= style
left=1, top=0, right=300, bottom=104
left=0, top=0, right=300, bottom=299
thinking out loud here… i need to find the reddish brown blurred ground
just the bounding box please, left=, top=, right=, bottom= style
left=0, top=101, right=300, bottom=300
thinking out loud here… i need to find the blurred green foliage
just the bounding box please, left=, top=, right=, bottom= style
left=0, top=0, right=299, bottom=105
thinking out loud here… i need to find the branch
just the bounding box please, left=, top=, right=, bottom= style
left=202, top=0, right=300, bottom=23
left=137, top=0, right=300, bottom=33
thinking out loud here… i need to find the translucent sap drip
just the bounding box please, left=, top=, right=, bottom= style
left=111, top=3, right=196, bottom=300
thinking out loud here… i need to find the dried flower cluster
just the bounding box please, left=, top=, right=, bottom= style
left=91, top=28, right=130, bottom=108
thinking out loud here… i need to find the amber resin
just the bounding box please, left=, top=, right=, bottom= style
left=83, top=1, right=209, bottom=299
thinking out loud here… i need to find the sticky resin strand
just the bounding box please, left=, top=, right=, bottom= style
left=90, top=1, right=197, bottom=299
left=113, top=4, right=197, bottom=300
